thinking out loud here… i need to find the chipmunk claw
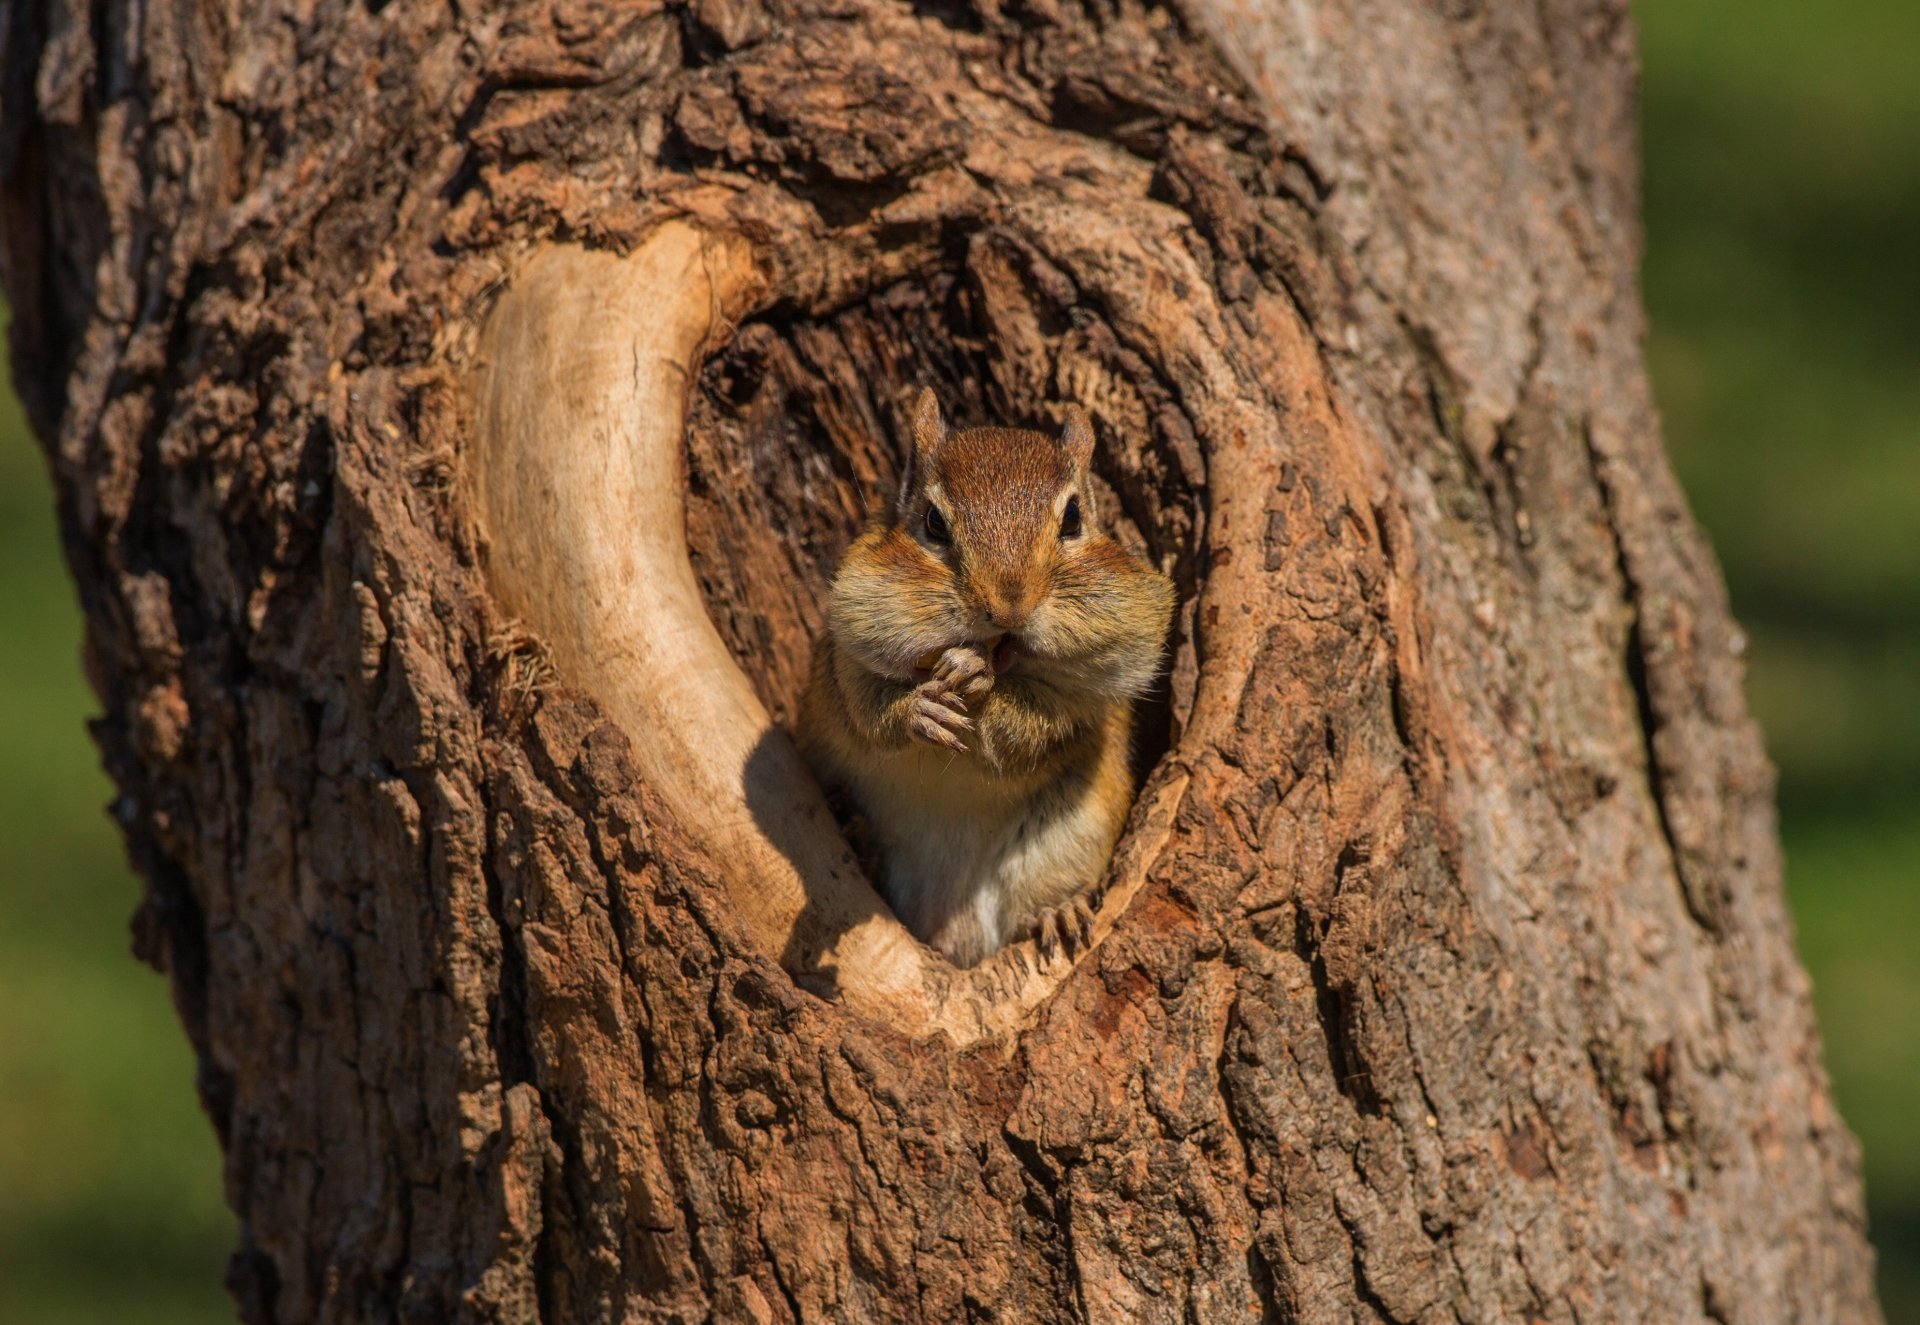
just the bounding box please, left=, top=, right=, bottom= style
left=910, top=686, right=972, bottom=753
left=1029, top=896, right=1098, bottom=963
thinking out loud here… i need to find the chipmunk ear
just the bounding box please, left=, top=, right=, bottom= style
left=913, top=388, right=946, bottom=465
left=1059, top=405, right=1095, bottom=476
left=900, top=387, right=945, bottom=511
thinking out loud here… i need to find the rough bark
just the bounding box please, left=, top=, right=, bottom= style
left=0, top=0, right=1882, bottom=1321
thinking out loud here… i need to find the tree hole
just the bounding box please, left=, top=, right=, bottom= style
left=684, top=269, right=1202, bottom=890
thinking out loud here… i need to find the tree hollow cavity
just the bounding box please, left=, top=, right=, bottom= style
left=466, top=225, right=1199, bottom=1048
left=683, top=255, right=1203, bottom=795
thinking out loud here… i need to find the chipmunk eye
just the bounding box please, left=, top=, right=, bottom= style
left=1059, top=495, right=1083, bottom=539
left=923, top=504, right=952, bottom=545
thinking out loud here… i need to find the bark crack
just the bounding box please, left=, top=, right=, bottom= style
left=1579, top=422, right=1712, bottom=934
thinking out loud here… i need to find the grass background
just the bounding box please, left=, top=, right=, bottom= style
left=0, top=0, right=1915, bottom=1317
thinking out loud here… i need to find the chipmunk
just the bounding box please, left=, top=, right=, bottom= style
left=799, top=389, right=1175, bottom=968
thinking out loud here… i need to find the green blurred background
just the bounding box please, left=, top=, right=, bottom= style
left=1, top=0, right=1915, bottom=1318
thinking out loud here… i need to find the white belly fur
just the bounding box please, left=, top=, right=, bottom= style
left=846, top=744, right=1111, bottom=965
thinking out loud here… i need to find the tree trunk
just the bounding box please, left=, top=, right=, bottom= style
left=0, top=0, right=1883, bottom=1320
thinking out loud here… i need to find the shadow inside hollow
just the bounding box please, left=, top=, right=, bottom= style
left=740, top=724, right=895, bottom=1003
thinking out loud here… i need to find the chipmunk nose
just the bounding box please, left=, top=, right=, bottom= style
left=982, top=579, right=1039, bottom=631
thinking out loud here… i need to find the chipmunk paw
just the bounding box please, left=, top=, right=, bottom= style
left=931, top=644, right=994, bottom=702
left=1028, top=895, right=1097, bottom=962
left=909, top=684, right=973, bottom=753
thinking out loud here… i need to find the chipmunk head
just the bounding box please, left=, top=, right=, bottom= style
left=828, top=388, right=1154, bottom=685
left=902, top=387, right=1097, bottom=632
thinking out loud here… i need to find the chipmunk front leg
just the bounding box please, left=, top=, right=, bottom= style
left=826, top=641, right=990, bottom=753
left=910, top=644, right=994, bottom=753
